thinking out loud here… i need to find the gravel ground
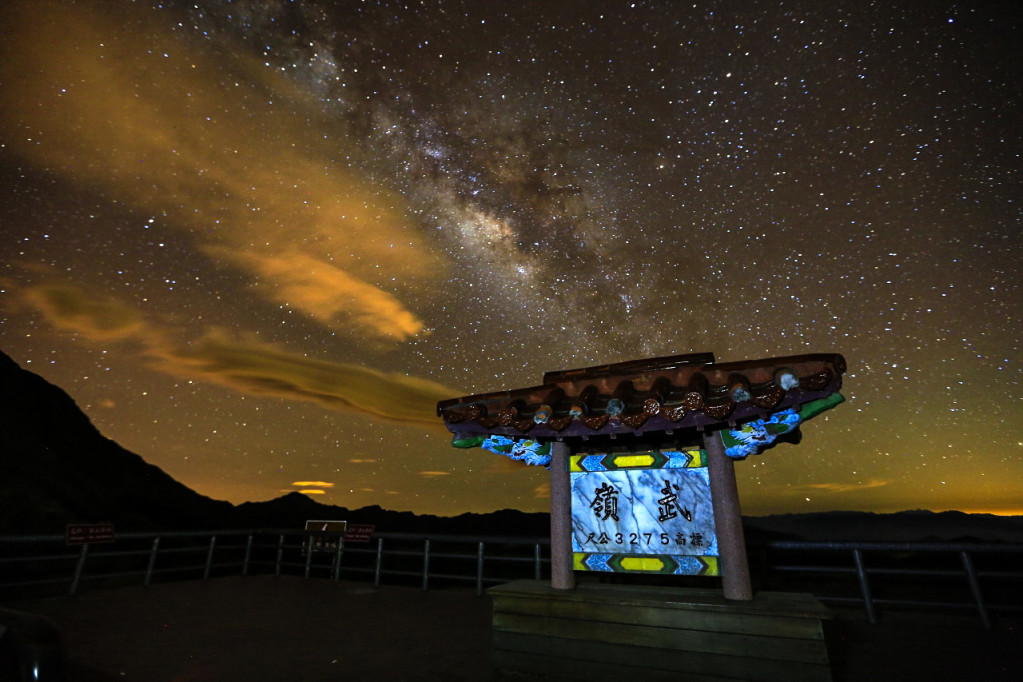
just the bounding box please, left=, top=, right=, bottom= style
left=8, top=575, right=1020, bottom=681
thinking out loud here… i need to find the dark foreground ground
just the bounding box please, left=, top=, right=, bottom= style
left=8, top=575, right=1021, bottom=681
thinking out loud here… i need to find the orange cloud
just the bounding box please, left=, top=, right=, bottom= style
left=804, top=479, right=891, bottom=494
left=210, top=247, right=425, bottom=341
left=166, top=332, right=455, bottom=426
left=17, top=281, right=457, bottom=429
left=23, top=284, right=145, bottom=341
left=1, top=0, right=446, bottom=343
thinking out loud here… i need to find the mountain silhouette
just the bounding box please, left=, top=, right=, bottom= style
left=0, top=350, right=235, bottom=533
left=0, top=351, right=549, bottom=536
left=742, top=509, right=1023, bottom=543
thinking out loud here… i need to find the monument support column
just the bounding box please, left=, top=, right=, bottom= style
left=704, top=430, right=753, bottom=600
left=549, top=440, right=575, bottom=590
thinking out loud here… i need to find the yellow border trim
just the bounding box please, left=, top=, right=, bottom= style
left=610, top=454, right=656, bottom=468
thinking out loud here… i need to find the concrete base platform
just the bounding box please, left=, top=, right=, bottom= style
left=490, top=579, right=832, bottom=682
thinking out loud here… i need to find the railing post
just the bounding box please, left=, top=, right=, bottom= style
left=534, top=543, right=542, bottom=581
left=203, top=535, right=217, bottom=580
left=304, top=535, right=315, bottom=579
left=242, top=534, right=253, bottom=575
left=852, top=549, right=876, bottom=624
left=960, top=550, right=991, bottom=630
left=476, top=541, right=485, bottom=596
left=374, top=538, right=384, bottom=587
left=422, top=539, right=431, bottom=591
left=144, top=537, right=161, bottom=587
left=275, top=534, right=285, bottom=576
left=69, top=543, right=89, bottom=596
left=332, top=538, right=344, bottom=582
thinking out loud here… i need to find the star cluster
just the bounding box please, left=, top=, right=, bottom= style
left=1, top=0, right=1020, bottom=515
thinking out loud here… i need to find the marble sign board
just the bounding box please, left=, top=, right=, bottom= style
left=569, top=450, right=719, bottom=575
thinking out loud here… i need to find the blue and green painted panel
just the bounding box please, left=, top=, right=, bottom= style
left=720, top=393, right=845, bottom=459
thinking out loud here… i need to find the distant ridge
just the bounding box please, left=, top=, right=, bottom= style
left=743, top=509, right=1023, bottom=543
left=0, top=350, right=1019, bottom=542
left=231, top=493, right=550, bottom=537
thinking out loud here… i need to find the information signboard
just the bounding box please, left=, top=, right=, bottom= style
left=570, top=449, right=718, bottom=575
left=304, top=520, right=347, bottom=553
left=66, top=523, right=115, bottom=545
left=344, top=524, right=376, bottom=543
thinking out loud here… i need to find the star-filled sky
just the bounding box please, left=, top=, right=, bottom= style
left=2, top=0, right=1020, bottom=517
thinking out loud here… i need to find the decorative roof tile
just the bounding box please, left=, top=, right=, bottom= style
left=437, top=352, right=846, bottom=442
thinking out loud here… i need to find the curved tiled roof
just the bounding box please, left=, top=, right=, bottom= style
left=437, top=352, right=846, bottom=442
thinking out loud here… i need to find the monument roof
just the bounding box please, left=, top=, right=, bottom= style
left=437, top=352, right=846, bottom=442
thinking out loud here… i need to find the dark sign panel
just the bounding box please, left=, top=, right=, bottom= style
left=344, top=524, right=375, bottom=543
left=305, top=520, right=348, bottom=534
left=66, top=523, right=115, bottom=545
left=304, top=520, right=347, bottom=553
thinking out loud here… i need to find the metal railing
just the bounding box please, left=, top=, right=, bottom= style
left=0, top=529, right=550, bottom=599
left=763, top=540, right=1023, bottom=629
left=3, top=531, right=1020, bottom=628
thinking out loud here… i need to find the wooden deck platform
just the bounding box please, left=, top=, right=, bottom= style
left=490, top=579, right=832, bottom=681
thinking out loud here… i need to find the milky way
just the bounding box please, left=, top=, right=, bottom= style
left=1, top=0, right=1020, bottom=515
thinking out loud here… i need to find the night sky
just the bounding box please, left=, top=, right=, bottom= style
left=2, top=0, right=1020, bottom=517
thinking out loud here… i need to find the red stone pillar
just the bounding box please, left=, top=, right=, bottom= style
left=705, top=430, right=753, bottom=600
left=549, top=441, right=575, bottom=590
